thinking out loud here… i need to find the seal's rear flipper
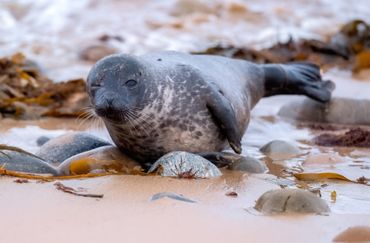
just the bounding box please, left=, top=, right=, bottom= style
left=263, top=62, right=335, bottom=102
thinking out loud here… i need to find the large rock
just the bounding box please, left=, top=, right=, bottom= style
left=0, top=148, right=57, bottom=175
left=333, top=226, right=370, bottom=242
left=57, top=145, right=141, bottom=176
left=228, top=156, right=267, bottom=173
left=278, top=97, right=370, bottom=125
left=36, top=132, right=111, bottom=165
left=260, top=140, right=302, bottom=160
left=149, top=151, right=222, bottom=178
left=255, top=188, right=330, bottom=214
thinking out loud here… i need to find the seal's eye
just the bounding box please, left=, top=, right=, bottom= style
left=91, top=83, right=101, bottom=89
left=125, top=79, right=137, bottom=87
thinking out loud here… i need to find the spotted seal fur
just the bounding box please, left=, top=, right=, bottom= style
left=87, top=51, right=334, bottom=164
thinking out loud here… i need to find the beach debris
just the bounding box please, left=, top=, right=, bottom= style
left=294, top=172, right=370, bottom=186
left=330, top=191, right=337, bottom=203
left=314, top=128, right=370, bottom=148
left=0, top=144, right=58, bottom=175
left=57, top=145, right=142, bottom=176
left=254, top=188, right=330, bottom=214
left=298, top=122, right=346, bottom=131
left=228, top=156, right=267, bottom=173
left=294, top=172, right=351, bottom=182
left=195, top=20, right=370, bottom=73
left=98, top=34, right=124, bottom=42
left=333, top=226, right=370, bottom=242
left=225, top=191, right=238, bottom=197
left=149, top=151, right=222, bottom=178
left=0, top=167, right=112, bottom=181
left=150, top=192, right=196, bottom=203
left=0, top=53, right=89, bottom=119
left=260, top=140, right=302, bottom=160
left=36, top=132, right=111, bottom=165
left=54, top=182, right=103, bottom=198
left=13, top=178, right=29, bottom=183
left=357, top=176, right=370, bottom=184
left=279, top=98, right=370, bottom=126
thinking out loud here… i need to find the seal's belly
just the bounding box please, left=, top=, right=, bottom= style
left=106, top=114, right=227, bottom=163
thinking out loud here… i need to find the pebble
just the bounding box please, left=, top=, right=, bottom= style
left=278, top=97, right=370, bottom=125
left=148, top=151, right=222, bottom=178
left=333, top=226, right=370, bottom=242
left=150, top=192, right=196, bottom=203
left=36, top=136, right=51, bottom=146
left=254, top=188, right=330, bottom=214
left=260, top=140, right=302, bottom=160
left=228, top=156, right=267, bottom=173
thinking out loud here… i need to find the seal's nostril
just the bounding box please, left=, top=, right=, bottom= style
left=106, top=98, right=114, bottom=106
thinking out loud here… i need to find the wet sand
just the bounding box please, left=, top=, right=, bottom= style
left=1, top=173, right=369, bottom=243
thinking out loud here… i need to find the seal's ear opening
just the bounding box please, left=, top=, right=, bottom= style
left=263, top=62, right=335, bottom=103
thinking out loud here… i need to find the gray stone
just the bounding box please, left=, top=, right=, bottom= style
left=36, top=132, right=110, bottom=165
left=278, top=97, right=370, bottom=125
left=0, top=149, right=58, bottom=175
left=255, top=188, right=330, bottom=214
left=150, top=192, right=196, bottom=203
left=57, top=145, right=140, bottom=176
left=149, top=151, right=222, bottom=178
left=36, top=136, right=51, bottom=146
left=228, top=156, right=267, bottom=173
left=260, top=140, right=302, bottom=160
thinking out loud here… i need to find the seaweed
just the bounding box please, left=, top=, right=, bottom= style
left=195, top=20, right=370, bottom=73
left=0, top=53, right=89, bottom=119
left=54, top=182, right=104, bottom=198
left=314, top=128, right=370, bottom=147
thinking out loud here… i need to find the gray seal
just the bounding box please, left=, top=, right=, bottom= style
left=87, top=51, right=334, bottom=164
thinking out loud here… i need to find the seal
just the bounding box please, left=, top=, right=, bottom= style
left=87, top=51, right=334, bottom=164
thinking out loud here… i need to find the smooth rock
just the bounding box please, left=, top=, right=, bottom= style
left=0, top=149, right=57, bottom=175
left=150, top=192, right=196, bottom=203
left=260, top=140, right=302, bottom=160
left=228, top=156, right=267, bottom=173
left=278, top=97, right=370, bottom=125
left=36, top=136, right=51, bottom=146
left=333, top=226, right=370, bottom=242
left=57, top=145, right=141, bottom=176
left=36, top=132, right=111, bottom=165
left=149, top=151, right=222, bottom=178
left=255, top=188, right=330, bottom=214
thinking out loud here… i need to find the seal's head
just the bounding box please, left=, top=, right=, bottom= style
left=87, top=54, right=150, bottom=122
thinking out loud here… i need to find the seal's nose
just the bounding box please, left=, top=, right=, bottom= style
left=94, top=95, right=121, bottom=120
left=105, top=97, right=114, bottom=107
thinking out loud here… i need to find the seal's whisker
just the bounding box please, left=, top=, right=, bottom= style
left=77, top=107, right=97, bottom=129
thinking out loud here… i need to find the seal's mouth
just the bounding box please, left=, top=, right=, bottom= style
left=95, top=107, right=124, bottom=122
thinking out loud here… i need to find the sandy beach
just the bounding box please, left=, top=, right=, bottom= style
left=2, top=173, right=369, bottom=243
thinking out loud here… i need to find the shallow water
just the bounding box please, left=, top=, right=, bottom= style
left=1, top=0, right=370, bottom=80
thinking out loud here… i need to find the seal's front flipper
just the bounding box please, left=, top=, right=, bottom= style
left=206, top=93, right=242, bottom=154
left=263, top=62, right=335, bottom=103
left=198, top=151, right=244, bottom=167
